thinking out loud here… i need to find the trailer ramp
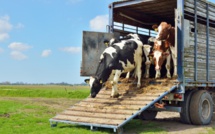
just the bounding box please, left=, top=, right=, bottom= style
left=50, top=79, right=178, bottom=133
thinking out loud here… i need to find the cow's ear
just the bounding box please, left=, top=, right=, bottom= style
left=168, top=24, right=172, bottom=29
left=85, top=79, right=90, bottom=84
left=103, top=40, right=109, bottom=47
left=152, top=24, right=158, bottom=32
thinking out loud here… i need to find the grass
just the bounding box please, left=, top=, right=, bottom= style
left=1, top=85, right=214, bottom=134
left=0, top=99, right=165, bottom=134
left=0, top=100, right=108, bottom=134
left=0, top=85, right=90, bottom=99
left=0, top=85, right=166, bottom=134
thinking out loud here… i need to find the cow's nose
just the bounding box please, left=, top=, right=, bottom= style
left=155, top=66, right=160, bottom=70
left=91, top=94, right=96, bottom=98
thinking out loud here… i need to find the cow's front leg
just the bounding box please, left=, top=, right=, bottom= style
left=166, top=54, right=171, bottom=78
left=170, top=46, right=177, bottom=78
left=155, top=69, right=161, bottom=79
left=111, top=70, right=121, bottom=98
left=136, top=58, right=142, bottom=88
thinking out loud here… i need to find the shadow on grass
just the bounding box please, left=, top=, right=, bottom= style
left=56, top=119, right=164, bottom=134
left=58, top=124, right=113, bottom=134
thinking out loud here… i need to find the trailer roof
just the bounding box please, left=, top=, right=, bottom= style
left=111, top=0, right=177, bottom=29
left=110, top=0, right=215, bottom=29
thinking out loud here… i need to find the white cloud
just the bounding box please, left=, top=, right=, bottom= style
left=60, top=47, right=81, bottom=54
left=0, top=33, right=9, bottom=41
left=41, top=49, right=52, bottom=57
left=8, top=42, right=32, bottom=51
left=10, top=51, right=28, bottom=60
left=0, top=48, right=4, bottom=54
left=90, top=15, right=108, bottom=31
left=0, top=15, right=13, bottom=42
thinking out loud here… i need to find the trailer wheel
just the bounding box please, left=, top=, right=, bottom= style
left=180, top=89, right=197, bottom=124
left=138, top=110, right=157, bottom=120
left=189, top=90, right=214, bottom=125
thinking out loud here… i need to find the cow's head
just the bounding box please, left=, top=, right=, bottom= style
left=152, top=40, right=169, bottom=70
left=153, top=22, right=172, bottom=41
left=85, top=76, right=102, bottom=98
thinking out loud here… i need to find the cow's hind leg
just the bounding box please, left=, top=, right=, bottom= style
left=144, top=61, right=151, bottom=78
left=172, top=53, right=177, bottom=78
left=111, top=70, right=121, bottom=98
left=124, top=72, right=130, bottom=83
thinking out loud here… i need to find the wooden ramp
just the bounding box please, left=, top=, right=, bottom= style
left=49, top=79, right=178, bottom=133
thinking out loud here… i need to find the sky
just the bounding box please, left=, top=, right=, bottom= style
left=0, top=0, right=215, bottom=84
left=0, top=0, right=116, bottom=84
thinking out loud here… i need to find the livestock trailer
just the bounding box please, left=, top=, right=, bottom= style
left=50, top=0, right=215, bottom=133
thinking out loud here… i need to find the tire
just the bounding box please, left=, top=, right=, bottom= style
left=180, top=89, right=197, bottom=124
left=138, top=110, right=158, bottom=120
left=189, top=90, right=214, bottom=125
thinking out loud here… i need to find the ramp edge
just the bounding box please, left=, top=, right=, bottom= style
left=49, top=119, right=118, bottom=131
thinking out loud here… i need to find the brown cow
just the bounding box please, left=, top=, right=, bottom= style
left=152, top=39, right=171, bottom=78
left=152, top=22, right=177, bottom=78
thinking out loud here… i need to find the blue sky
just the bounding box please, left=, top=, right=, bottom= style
left=0, top=0, right=215, bottom=84
left=0, top=0, right=115, bottom=84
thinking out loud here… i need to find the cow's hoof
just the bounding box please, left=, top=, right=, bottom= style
left=144, top=74, right=149, bottom=78
left=137, top=84, right=141, bottom=88
left=155, top=74, right=161, bottom=79
left=172, top=75, right=178, bottom=79
left=111, top=93, right=119, bottom=98
left=167, top=75, right=171, bottom=78
left=155, top=76, right=160, bottom=79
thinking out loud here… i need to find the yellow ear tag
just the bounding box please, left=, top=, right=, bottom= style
left=149, top=56, right=153, bottom=61
left=105, top=43, right=109, bottom=47
left=100, top=80, right=103, bottom=84
left=154, top=28, right=158, bottom=32
left=85, top=79, right=90, bottom=84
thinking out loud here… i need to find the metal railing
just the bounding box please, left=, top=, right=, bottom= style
left=111, top=22, right=157, bottom=37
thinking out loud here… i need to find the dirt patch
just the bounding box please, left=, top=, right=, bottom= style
left=152, top=111, right=215, bottom=134
left=0, top=97, right=81, bottom=113
left=0, top=113, right=10, bottom=118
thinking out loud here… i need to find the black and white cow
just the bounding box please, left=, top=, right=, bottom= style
left=85, top=34, right=144, bottom=98
left=103, top=34, right=152, bottom=79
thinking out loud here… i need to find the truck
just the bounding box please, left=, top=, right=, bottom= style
left=50, top=0, right=215, bottom=133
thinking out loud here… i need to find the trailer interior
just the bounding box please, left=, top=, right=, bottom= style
left=110, top=0, right=177, bottom=36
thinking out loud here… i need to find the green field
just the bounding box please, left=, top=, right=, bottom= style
left=0, top=85, right=90, bottom=99
left=0, top=85, right=214, bottom=134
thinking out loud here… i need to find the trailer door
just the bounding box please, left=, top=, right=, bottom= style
left=80, top=31, right=119, bottom=76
